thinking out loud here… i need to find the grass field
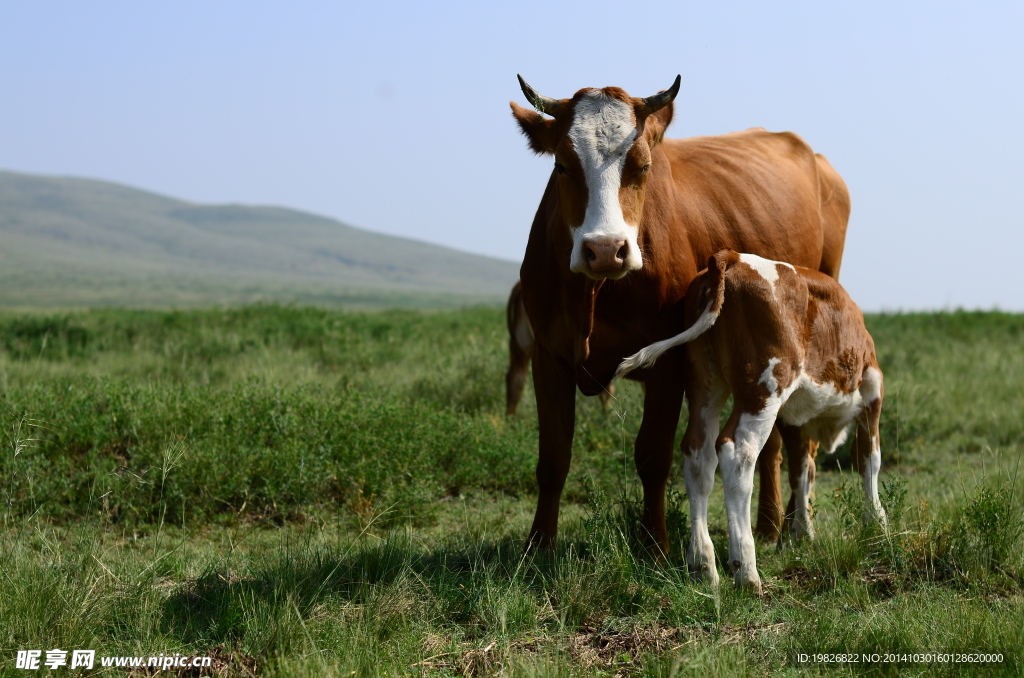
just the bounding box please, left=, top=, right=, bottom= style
left=1, top=306, right=1022, bottom=676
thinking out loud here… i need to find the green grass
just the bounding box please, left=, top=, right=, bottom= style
left=0, top=306, right=1022, bottom=676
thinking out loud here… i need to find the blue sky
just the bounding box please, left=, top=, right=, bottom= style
left=2, top=1, right=1021, bottom=310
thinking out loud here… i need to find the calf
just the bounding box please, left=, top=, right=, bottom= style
left=615, top=250, right=886, bottom=593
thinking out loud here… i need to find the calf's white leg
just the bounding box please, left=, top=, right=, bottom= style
left=791, top=449, right=815, bottom=540
left=778, top=423, right=818, bottom=543
left=718, top=404, right=780, bottom=593
left=854, top=367, right=887, bottom=528
left=683, top=385, right=728, bottom=587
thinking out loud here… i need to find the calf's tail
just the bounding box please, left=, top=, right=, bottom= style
left=613, top=249, right=733, bottom=381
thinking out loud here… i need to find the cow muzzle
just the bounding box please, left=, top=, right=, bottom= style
left=584, top=237, right=628, bottom=276
left=571, top=235, right=641, bottom=279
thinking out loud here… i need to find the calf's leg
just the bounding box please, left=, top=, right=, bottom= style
left=718, top=403, right=781, bottom=594
left=754, top=426, right=784, bottom=541
left=852, top=373, right=887, bottom=528
left=779, top=422, right=818, bottom=541
left=682, top=379, right=728, bottom=586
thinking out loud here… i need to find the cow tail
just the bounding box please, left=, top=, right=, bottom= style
left=613, top=249, right=732, bottom=381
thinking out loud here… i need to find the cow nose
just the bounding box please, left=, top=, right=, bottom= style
left=582, top=237, right=629, bottom=277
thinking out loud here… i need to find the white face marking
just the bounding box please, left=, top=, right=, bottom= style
left=738, top=253, right=796, bottom=295
left=566, top=92, right=642, bottom=275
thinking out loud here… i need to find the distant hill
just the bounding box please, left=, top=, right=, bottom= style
left=0, top=171, right=520, bottom=308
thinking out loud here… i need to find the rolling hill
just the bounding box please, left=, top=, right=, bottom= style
left=0, top=171, right=521, bottom=308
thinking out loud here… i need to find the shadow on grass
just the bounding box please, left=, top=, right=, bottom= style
left=159, top=490, right=701, bottom=654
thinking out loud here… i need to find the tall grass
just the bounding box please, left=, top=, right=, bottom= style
left=0, top=306, right=1022, bottom=676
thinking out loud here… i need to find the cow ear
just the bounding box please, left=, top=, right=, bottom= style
left=641, top=102, right=674, bottom=149
left=511, top=102, right=560, bottom=155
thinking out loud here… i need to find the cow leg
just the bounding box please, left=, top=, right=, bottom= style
left=853, top=369, right=887, bottom=528
left=754, top=426, right=783, bottom=541
left=779, top=422, right=817, bottom=540
left=635, top=364, right=686, bottom=557
left=526, top=342, right=577, bottom=549
left=505, top=335, right=532, bottom=417
left=682, top=378, right=728, bottom=585
left=718, top=404, right=780, bottom=594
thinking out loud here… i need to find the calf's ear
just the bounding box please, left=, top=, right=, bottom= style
left=510, top=102, right=560, bottom=155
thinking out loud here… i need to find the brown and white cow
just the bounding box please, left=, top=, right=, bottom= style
left=506, top=280, right=613, bottom=416
left=615, top=250, right=886, bottom=592
left=511, top=76, right=851, bottom=553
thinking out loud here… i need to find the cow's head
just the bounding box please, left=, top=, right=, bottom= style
left=511, top=76, right=679, bottom=280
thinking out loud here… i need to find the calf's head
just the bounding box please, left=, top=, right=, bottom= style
left=511, top=76, right=679, bottom=280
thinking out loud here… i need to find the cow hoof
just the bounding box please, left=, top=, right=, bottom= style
left=745, top=580, right=764, bottom=596
left=861, top=508, right=889, bottom=533
left=730, top=561, right=762, bottom=593
left=524, top=530, right=555, bottom=555
left=689, top=564, right=720, bottom=587
left=733, top=572, right=763, bottom=595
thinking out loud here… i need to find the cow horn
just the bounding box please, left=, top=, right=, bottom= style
left=517, top=75, right=560, bottom=116
left=641, top=75, right=681, bottom=113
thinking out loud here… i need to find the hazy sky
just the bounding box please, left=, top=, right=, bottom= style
left=2, top=1, right=1021, bottom=310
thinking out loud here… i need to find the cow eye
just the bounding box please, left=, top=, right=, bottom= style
left=554, top=162, right=566, bottom=175
left=639, top=164, right=651, bottom=174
